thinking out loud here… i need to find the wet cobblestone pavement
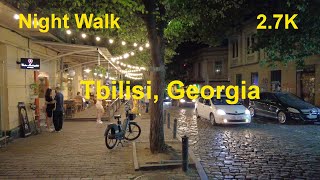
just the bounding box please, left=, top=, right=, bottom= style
left=165, top=106, right=320, bottom=179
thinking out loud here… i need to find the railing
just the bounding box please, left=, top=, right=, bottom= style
left=105, top=97, right=122, bottom=120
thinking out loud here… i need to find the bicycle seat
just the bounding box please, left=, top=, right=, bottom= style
left=114, top=115, right=121, bottom=119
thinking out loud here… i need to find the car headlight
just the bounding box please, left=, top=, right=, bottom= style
left=217, top=109, right=226, bottom=115
left=245, top=109, right=250, bottom=115
left=180, top=99, right=186, bottom=103
left=287, top=107, right=300, bottom=113
left=192, top=99, right=196, bottom=102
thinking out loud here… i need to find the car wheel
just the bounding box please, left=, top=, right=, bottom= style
left=249, top=107, right=255, bottom=117
left=277, top=111, right=287, bottom=124
left=210, top=113, right=216, bottom=126
left=195, top=109, right=199, bottom=118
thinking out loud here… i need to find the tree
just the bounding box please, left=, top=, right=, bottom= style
left=13, top=0, right=248, bottom=153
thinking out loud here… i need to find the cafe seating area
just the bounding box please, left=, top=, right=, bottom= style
left=63, top=97, right=121, bottom=120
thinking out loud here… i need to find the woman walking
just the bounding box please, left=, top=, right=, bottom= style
left=45, top=88, right=55, bottom=132
left=95, top=98, right=104, bottom=124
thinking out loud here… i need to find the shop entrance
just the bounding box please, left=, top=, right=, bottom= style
left=297, top=65, right=315, bottom=105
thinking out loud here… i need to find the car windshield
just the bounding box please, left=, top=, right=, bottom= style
left=211, top=96, right=242, bottom=105
left=275, top=93, right=310, bottom=107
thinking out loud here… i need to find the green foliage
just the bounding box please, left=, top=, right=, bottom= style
left=253, top=0, right=320, bottom=67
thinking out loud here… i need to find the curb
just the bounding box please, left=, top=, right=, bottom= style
left=175, top=135, right=208, bottom=180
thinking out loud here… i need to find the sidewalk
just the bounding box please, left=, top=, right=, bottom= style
left=0, top=105, right=199, bottom=179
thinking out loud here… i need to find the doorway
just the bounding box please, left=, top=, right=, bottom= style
left=297, top=65, right=315, bottom=104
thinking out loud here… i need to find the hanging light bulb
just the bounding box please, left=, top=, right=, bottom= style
left=145, top=43, right=150, bottom=48
left=13, top=14, right=19, bottom=20
left=66, top=30, right=72, bottom=35
left=121, top=41, right=126, bottom=45
left=130, top=52, right=135, bottom=56
left=133, top=43, right=138, bottom=47
left=84, top=68, right=91, bottom=73
left=81, top=33, right=87, bottom=38
left=139, top=46, right=143, bottom=51
left=109, top=39, right=114, bottom=44
left=124, top=53, right=129, bottom=59
left=96, top=36, right=101, bottom=41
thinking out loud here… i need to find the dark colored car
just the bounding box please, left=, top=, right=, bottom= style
left=248, top=92, right=320, bottom=124
left=177, top=96, right=196, bottom=107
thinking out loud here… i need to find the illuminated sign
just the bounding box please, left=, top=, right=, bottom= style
left=20, top=58, right=40, bottom=69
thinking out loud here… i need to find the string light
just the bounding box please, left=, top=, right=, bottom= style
left=109, top=39, right=114, bottom=44
left=121, top=41, right=126, bottom=45
left=123, top=53, right=129, bottom=59
left=139, top=46, right=143, bottom=51
left=14, top=14, right=19, bottom=20
left=84, top=68, right=91, bottom=73
left=133, top=43, right=138, bottom=47
left=96, top=36, right=101, bottom=41
left=81, top=33, right=87, bottom=38
left=130, top=52, right=135, bottom=56
left=145, top=43, right=150, bottom=48
left=66, top=30, right=72, bottom=35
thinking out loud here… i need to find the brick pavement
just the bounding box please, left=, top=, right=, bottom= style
left=0, top=105, right=199, bottom=179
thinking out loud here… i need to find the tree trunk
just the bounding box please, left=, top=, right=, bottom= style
left=142, top=0, right=166, bottom=153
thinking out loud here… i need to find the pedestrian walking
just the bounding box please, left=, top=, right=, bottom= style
left=144, top=92, right=149, bottom=113
left=95, top=98, right=104, bottom=124
left=53, top=87, right=64, bottom=132
left=45, top=88, right=55, bottom=132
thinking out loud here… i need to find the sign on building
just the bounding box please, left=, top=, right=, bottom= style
left=20, top=58, right=40, bottom=69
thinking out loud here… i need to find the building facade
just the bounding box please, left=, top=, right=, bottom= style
left=188, top=47, right=229, bottom=87
left=228, top=21, right=320, bottom=106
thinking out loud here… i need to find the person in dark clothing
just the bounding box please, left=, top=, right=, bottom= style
left=53, top=87, right=64, bottom=132
left=45, top=88, right=55, bottom=132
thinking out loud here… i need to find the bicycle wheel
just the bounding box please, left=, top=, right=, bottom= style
left=105, top=127, right=118, bottom=149
left=124, top=123, right=141, bottom=141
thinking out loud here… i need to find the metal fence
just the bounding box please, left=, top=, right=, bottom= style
left=106, top=97, right=122, bottom=120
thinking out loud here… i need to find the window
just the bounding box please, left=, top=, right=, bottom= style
left=198, top=63, right=201, bottom=78
left=246, top=35, right=255, bottom=54
left=232, top=40, right=238, bottom=58
left=204, top=99, right=211, bottom=106
left=251, top=72, right=259, bottom=85
left=199, top=98, right=204, bottom=104
left=271, top=70, right=281, bottom=92
left=215, top=61, right=222, bottom=75
left=236, top=74, right=242, bottom=87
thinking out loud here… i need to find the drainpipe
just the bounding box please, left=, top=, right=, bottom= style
left=60, top=58, right=63, bottom=89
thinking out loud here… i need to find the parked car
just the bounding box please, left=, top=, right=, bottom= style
left=195, top=96, right=251, bottom=125
left=248, top=92, right=320, bottom=124
left=163, top=96, right=172, bottom=107
left=178, top=96, right=196, bottom=107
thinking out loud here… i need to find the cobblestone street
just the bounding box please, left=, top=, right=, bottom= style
left=166, top=106, right=320, bottom=179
